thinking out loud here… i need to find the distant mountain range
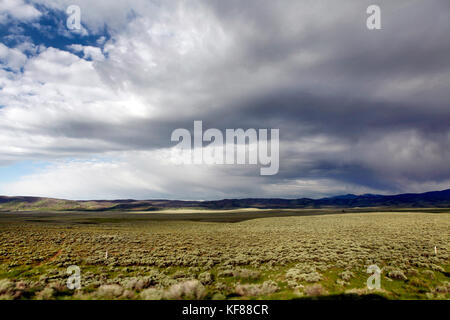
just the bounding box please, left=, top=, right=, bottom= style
left=1, top=189, right=450, bottom=212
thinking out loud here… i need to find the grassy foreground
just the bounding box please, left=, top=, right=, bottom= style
left=0, top=210, right=448, bottom=300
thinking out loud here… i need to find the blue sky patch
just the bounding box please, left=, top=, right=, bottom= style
left=0, top=4, right=110, bottom=55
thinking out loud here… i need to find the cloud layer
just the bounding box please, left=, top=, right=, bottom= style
left=0, top=0, right=449, bottom=199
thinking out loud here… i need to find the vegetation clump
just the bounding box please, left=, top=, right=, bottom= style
left=0, top=211, right=448, bottom=300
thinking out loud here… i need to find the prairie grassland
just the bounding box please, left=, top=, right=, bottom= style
left=0, top=211, right=448, bottom=300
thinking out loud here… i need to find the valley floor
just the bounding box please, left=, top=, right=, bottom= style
left=0, top=210, right=448, bottom=300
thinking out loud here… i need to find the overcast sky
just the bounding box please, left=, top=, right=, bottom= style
left=0, top=0, right=449, bottom=200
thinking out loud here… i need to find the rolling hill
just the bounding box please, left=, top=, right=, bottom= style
left=1, top=189, right=450, bottom=212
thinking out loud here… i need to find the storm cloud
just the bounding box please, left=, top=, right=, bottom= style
left=0, top=0, right=449, bottom=199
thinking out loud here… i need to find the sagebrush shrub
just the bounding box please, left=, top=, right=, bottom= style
left=96, top=284, right=124, bottom=298
left=339, top=271, right=354, bottom=281
left=140, top=288, right=163, bottom=300
left=388, top=270, right=407, bottom=281
left=165, top=280, right=206, bottom=300
left=0, top=279, right=14, bottom=295
left=198, top=272, right=213, bottom=285
left=235, top=281, right=278, bottom=297
left=304, top=284, right=327, bottom=296
left=36, top=287, right=55, bottom=300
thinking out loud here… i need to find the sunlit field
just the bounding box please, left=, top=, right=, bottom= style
left=0, top=210, right=448, bottom=300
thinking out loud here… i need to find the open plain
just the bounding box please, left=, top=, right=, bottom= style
left=0, top=209, right=448, bottom=300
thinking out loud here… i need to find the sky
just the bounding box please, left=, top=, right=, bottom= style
left=0, top=0, right=449, bottom=200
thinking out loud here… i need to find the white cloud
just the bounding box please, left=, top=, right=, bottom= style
left=68, top=44, right=105, bottom=61
left=0, top=0, right=41, bottom=23
left=0, top=43, right=27, bottom=71
left=0, top=1, right=449, bottom=199
left=0, top=44, right=155, bottom=162
left=0, top=150, right=389, bottom=200
left=31, top=0, right=161, bottom=34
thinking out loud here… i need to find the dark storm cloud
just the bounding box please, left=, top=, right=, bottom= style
left=180, top=0, right=450, bottom=192
left=1, top=0, right=449, bottom=198
left=54, top=0, right=450, bottom=192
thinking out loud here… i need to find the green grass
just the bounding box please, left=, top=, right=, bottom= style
left=0, top=210, right=448, bottom=300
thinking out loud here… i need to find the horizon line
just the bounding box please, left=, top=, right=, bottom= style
left=1, top=188, right=449, bottom=203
